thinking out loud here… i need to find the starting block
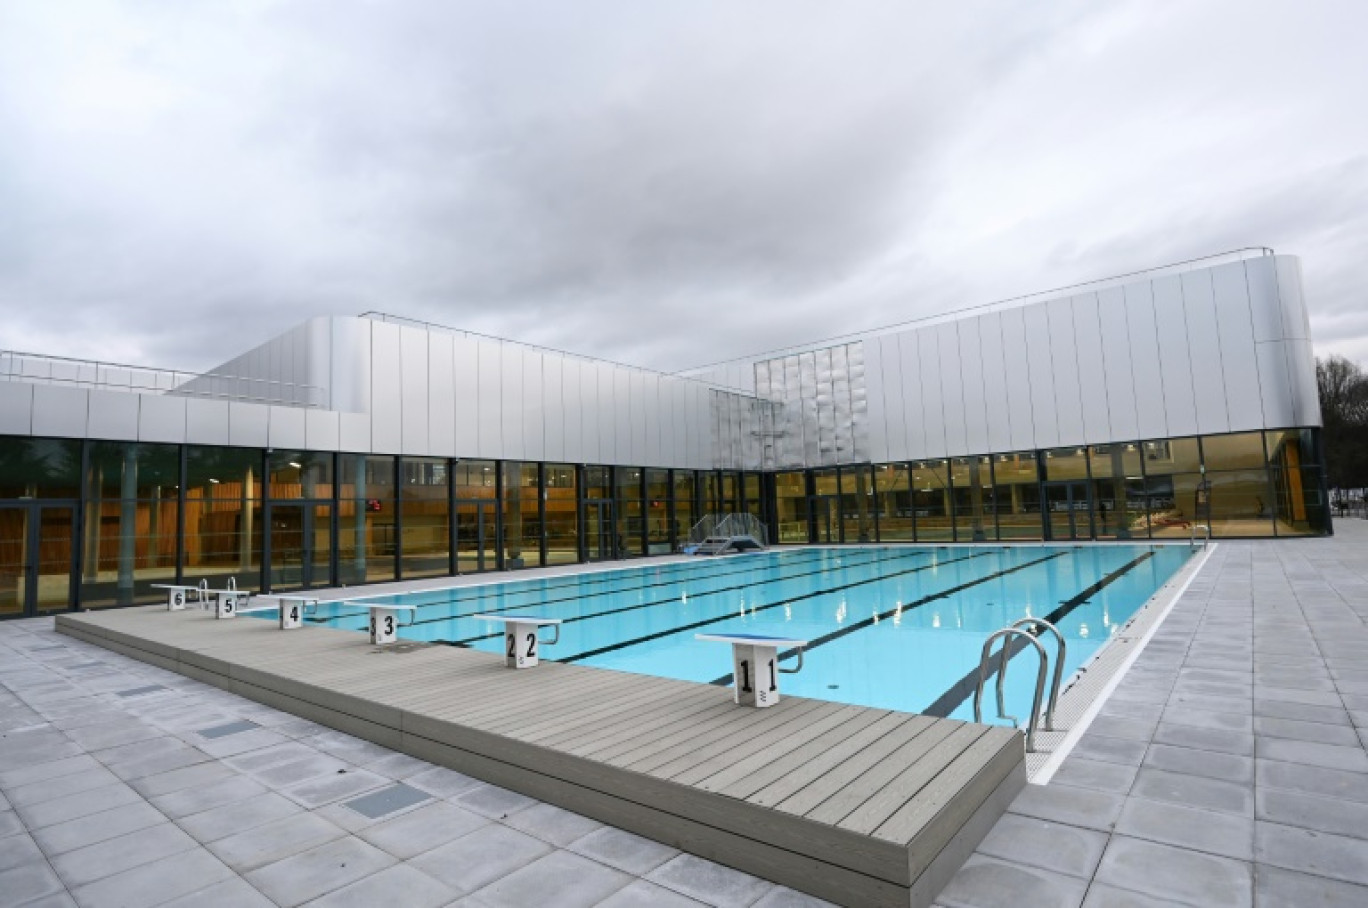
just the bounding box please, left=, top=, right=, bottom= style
left=151, top=581, right=210, bottom=611
left=696, top=633, right=808, bottom=707
left=470, top=614, right=562, bottom=668
left=229, top=596, right=319, bottom=629
left=363, top=604, right=419, bottom=645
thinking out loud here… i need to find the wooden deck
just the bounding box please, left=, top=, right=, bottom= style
left=56, top=607, right=1025, bottom=908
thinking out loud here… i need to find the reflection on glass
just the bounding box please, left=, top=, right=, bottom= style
left=184, top=446, right=262, bottom=588
left=269, top=502, right=332, bottom=589
left=911, top=460, right=953, bottom=542
left=873, top=464, right=912, bottom=541
left=503, top=462, right=542, bottom=570
left=992, top=453, right=1041, bottom=540
left=82, top=442, right=179, bottom=607
left=950, top=457, right=993, bottom=542
left=400, top=457, right=450, bottom=579
left=615, top=467, right=643, bottom=557
left=673, top=471, right=696, bottom=547
left=840, top=466, right=873, bottom=543
left=544, top=464, right=578, bottom=566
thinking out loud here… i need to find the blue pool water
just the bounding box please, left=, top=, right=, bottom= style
left=281, top=545, right=1192, bottom=724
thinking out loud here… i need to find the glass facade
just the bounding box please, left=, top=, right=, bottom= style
left=0, top=427, right=1332, bottom=616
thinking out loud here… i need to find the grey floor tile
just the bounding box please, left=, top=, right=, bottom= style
left=1254, top=715, right=1362, bottom=747
left=1114, top=797, right=1253, bottom=861
left=177, top=791, right=303, bottom=843
left=1253, top=699, right=1352, bottom=726
left=6, top=766, right=122, bottom=808
left=473, top=850, right=632, bottom=908
left=1142, top=742, right=1254, bottom=783
left=303, top=862, right=453, bottom=908
left=1254, top=865, right=1368, bottom=908
left=0, top=832, right=44, bottom=873
left=207, top=812, right=347, bottom=872
left=453, top=783, right=538, bottom=819
left=151, top=774, right=265, bottom=819
left=156, top=875, right=276, bottom=908
left=1256, top=787, right=1368, bottom=839
left=598, top=879, right=711, bottom=907
left=501, top=802, right=603, bottom=847
left=1255, top=821, right=1368, bottom=887
left=128, top=760, right=238, bottom=799
left=0, top=862, right=66, bottom=906
left=569, top=826, right=681, bottom=876
left=1257, top=737, right=1368, bottom=773
left=1051, top=758, right=1139, bottom=794
left=244, top=836, right=396, bottom=907
left=1131, top=767, right=1253, bottom=816
left=409, top=824, right=552, bottom=895
left=406, top=766, right=484, bottom=799
left=0, top=754, right=98, bottom=790
left=974, top=814, right=1107, bottom=879
left=1006, top=783, right=1125, bottom=832
left=280, top=768, right=389, bottom=809
left=1085, top=715, right=1159, bottom=742
left=1257, top=759, right=1368, bottom=803
left=647, top=854, right=773, bottom=908
left=1079, top=882, right=1189, bottom=906
left=69, top=846, right=234, bottom=908
left=50, top=821, right=197, bottom=888
left=1094, top=835, right=1252, bottom=908
left=355, top=801, right=488, bottom=860
left=751, top=885, right=837, bottom=907
left=14, top=782, right=140, bottom=830
left=935, top=855, right=1088, bottom=908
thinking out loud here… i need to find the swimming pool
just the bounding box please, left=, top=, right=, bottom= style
left=285, top=545, right=1193, bottom=724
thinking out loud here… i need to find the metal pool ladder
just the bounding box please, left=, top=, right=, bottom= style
left=973, top=617, right=1066, bottom=753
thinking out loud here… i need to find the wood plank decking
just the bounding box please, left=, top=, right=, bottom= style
left=56, top=607, right=1026, bottom=908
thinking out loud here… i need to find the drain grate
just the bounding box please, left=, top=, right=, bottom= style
left=116, top=684, right=169, bottom=697
left=343, top=783, right=432, bottom=819
left=198, top=719, right=261, bottom=739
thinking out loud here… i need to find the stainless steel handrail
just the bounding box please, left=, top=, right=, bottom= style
left=974, top=628, right=1049, bottom=753
left=1011, top=617, right=1066, bottom=732
left=1190, top=523, right=1211, bottom=548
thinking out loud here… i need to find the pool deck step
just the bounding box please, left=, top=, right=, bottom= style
left=56, top=607, right=1026, bottom=908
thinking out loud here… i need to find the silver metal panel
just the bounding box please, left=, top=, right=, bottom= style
left=579, top=360, right=601, bottom=463
left=848, top=342, right=868, bottom=463
left=0, top=383, right=34, bottom=435
left=631, top=371, right=649, bottom=466
left=268, top=405, right=307, bottom=450
left=452, top=335, right=480, bottom=458
left=1096, top=287, right=1138, bottom=442
left=500, top=344, right=526, bottom=461
left=613, top=368, right=633, bottom=465
left=1045, top=298, right=1084, bottom=446
left=305, top=317, right=333, bottom=409
left=31, top=384, right=90, bottom=438
left=643, top=374, right=663, bottom=467
left=138, top=394, right=186, bottom=444
left=999, top=308, right=1035, bottom=452
left=863, top=335, right=888, bottom=463
left=228, top=402, right=270, bottom=448
left=520, top=350, right=544, bottom=460
left=541, top=354, right=564, bottom=462
left=898, top=331, right=928, bottom=459
left=86, top=390, right=138, bottom=440
left=400, top=327, right=430, bottom=455
left=330, top=318, right=371, bottom=413
left=427, top=333, right=456, bottom=456
left=475, top=340, right=503, bottom=460
left=1243, top=257, right=1284, bottom=343
left=1069, top=294, right=1110, bottom=444
left=1022, top=304, right=1058, bottom=448
left=955, top=320, right=989, bottom=457
left=830, top=345, right=852, bottom=463
left=1151, top=275, right=1198, bottom=437
left=1275, top=255, right=1311, bottom=340
left=185, top=398, right=231, bottom=446
left=877, top=334, right=906, bottom=462
left=937, top=323, right=968, bottom=457
left=339, top=411, right=372, bottom=453
left=1210, top=261, right=1264, bottom=431
left=691, top=384, right=708, bottom=468
left=1124, top=282, right=1168, bottom=439
left=369, top=321, right=403, bottom=455
left=977, top=313, right=1012, bottom=455
left=599, top=363, right=619, bottom=463
left=1180, top=271, right=1230, bottom=435
left=1287, top=339, right=1322, bottom=427
left=917, top=329, right=947, bottom=458
left=305, top=409, right=341, bottom=451
left=560, top=358, right=584, bottom=462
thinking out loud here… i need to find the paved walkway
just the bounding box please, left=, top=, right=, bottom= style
left=3, top=525, right=1366, bottom=907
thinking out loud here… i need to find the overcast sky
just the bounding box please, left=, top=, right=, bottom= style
left=2, top=0, right=1365, bottom=376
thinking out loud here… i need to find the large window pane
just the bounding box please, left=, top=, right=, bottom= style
left=840, top=466, right=873, bottom=543
left=1088, top=444, right=1143, bottom=539
left=454, top=460, right=498, bottom=498
left=339, top=454, right=395, bottom=583
left=911, top=460, right=953, bottom=542
left=267, top=450, right=335, bottom=499
left=950, top=457, right=992, bottom=541
left=1269, top=430, right=1327, bottom=535
left=673, top=471, right=696, bottom=545
left=0, top=437, right=82, bottom=499
left=615, top=467, right=643, bottom=557
left=774, top=471, right=809, bottom=544
left=503, top=462, right=542, bottom=569
left=81, top=442, right=179, bottom=607
left=1141, top=437, right=1201, bottom=474
left=1201, top=432, right=1268, bottom=472
left=1206, top=470, right=1275, bottom=537
left=544, top=464, right=578, bottom=566
left=183, top=446, right=262, bottom=588
left=401, top=457, right=450, bottom=579
left=646, top=469, right=671, bottom=554
left=873, top=464, right=912, bottom=542
left=992, top=453, right=1042, bottom=540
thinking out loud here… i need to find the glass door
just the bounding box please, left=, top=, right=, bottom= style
left=455, top=500, right=496, bottom=573
left=582, top=500, right=614, bottom=561
left=810, top=496, right=840, bottom=543
left=1, top=503, right=76, bottom=617
left=268, top=503, right=332, bottom=590
left=1044, top=482, right=1092, bottom=541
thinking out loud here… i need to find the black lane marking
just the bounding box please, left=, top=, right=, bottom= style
left=311, top=547, right=839, bottom=626
left=559, top=551, right=996, bottom=664
left=707, top=550, right=1070, bottom=686
left=920, top=550, right=1156, bottom=719
left=446, top=548, right=938, bottom=647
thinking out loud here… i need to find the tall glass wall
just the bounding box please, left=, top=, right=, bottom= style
left=503, top=462, right=543, bottom=569
left=401, top=457, right=450, bottom=579
left=184, top=446, right=262, bottom=589
left=339, top=454, right=395, bottom=583
left=80, top=442, right=179, bottom=607
left=544, top=464, right=578, bottom=566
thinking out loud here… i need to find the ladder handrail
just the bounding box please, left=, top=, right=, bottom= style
left=1189, top=523, right=1210, bottom=548
left=1010, top=617, right=1065, bottom=732
left=974, top=627, right=1049, bottom=753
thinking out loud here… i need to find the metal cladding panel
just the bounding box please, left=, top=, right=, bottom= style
left=1071, top=294, right=1111, bottom=444
left=644, top=374, right=663, bottom=467
left=521, top=351, right=545, bottom=461
left=816, top=348, right=837, bottom=462
left=933, top=323, right=966, bottom=457
left=500, top=344, right=526, bottom=461
left=1243, top=258, right=1285, bottom=343
left=329, top=318, right=371, bottom=413
left=830, top=345, right=852, bottom=462
left=305, top=318, right=333, bottom=409
left=691, top=384, right=709, bottom=467
left=655, top=379, right=675, bottom=467
left=631, top=372, right=650, bottom=466
left=613, top=368, right=633, bottom=465
left=914, top=330, right=946, bottom=458
left=877, top=335, right=907, bottom=462
left=976, top=313, right=1012, bottom=455
left=956, top=319, right=990, bottom=457
left=560, top=358, right=583, bottom=461
left=138, top=394, right=187, bottom=444
left=1097, top=287, right=1139, bottom=441
left=1151, top=275, right=1199, bottom=437
left=338, top=411, right=371, bottom=453
left=185, top=398, right=231, bottom=446
left=476, top=340, right=503, bottom=460
left=1001, top=309, right=1039, bottom=452
left=86, top=390, right=139, bottom=440
left=1181, top=271, right=1230, bottom=435
left=863, top=334, right=888, bottom=463
left=1022, top=305, right=1058, bottom=448
left=305, top=409, right=341, bottom=451
left=541, top=355, right=565, bottom=462
left=1275, top=256, right=1311, bottom=340
left=228, top=402, right=270, bottom=448
left=452, top=336, right=479, bottom=457
left=0, top=383, right=34, bottom=435
left=1287, top=339, right=1322, bottom=427
left=598, top=363, right=618, bottom=464
left=268, top=405, right=307, bottom=450
left=1046, top=298, right=1085, bottom=446
left=427, top=333, right=456, bottom=456
left=400, top=327, right=430, bottom=455
left=577, top=361, right=600, bottom=463
left=31, top=385, right=89, bottom=438
left=369, top=321, right=403, bottom=454
left=1124, top=282, right=1167, bottom=438
left=1211, top=261, right=1265, bottom=431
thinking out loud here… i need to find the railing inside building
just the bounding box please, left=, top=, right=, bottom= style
left=0, top=350, right=326, bottom=408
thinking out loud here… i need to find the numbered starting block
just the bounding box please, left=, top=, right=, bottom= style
left=696, top=633, right=808, bottom=707
left=230, top=595, right=319, bottom=629
left=470, top=614, right=562, bottom=668
left=364, top=604, right=419, bottom=645
left=208, top=588, right=252, bottom=619
left=151, top=581, right=210, bottom=611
